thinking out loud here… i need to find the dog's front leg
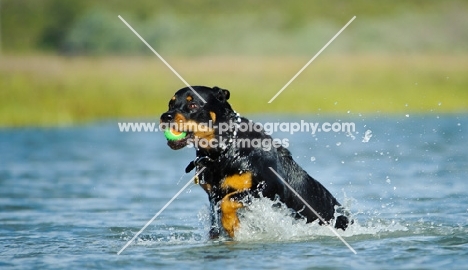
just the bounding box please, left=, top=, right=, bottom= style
left=220, top=190, right=250, bottom=238
left=208, top=194, right=221, bottom=239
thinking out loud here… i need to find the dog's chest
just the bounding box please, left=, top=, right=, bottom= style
left=196, top=154, right=253, bottom=192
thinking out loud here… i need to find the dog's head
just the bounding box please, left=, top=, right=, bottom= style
left=160, top=86, right=233, bottom=150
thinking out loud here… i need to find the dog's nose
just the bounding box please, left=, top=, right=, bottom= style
left=160, top=112, right=173, bottom=123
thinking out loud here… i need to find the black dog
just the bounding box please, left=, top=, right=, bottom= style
left=160, top=86, right=349, bottom=238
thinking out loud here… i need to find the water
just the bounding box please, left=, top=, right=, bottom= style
left=1, top=114, right=467, bottom=269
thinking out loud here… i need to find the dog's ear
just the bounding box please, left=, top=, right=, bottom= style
left=213, top=86, right=230, bottom=102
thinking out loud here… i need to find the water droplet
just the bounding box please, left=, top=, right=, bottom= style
left=405, top=114, right=409, bottom=118
left=346, top=132, right=356, bottom=140
left=362, top=130, right=373, bottom=143
left=310, top=156, right=316, bottom=162
left=336, top=142, right=341, bottom=146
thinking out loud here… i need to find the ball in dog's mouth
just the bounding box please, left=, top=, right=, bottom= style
left=164, top=128, right=192, bottom=150
left=164, top=128, right=187, bottom=141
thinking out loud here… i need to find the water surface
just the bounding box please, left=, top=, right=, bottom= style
left=1, top=114, right=467, bottom=269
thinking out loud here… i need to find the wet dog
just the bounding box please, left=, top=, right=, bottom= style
left=160, top=86, right=349, bottom=238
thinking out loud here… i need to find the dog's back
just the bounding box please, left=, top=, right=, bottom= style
left=276, top=146, right=349, bottom=229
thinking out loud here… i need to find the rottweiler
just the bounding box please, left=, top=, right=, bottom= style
left=160, top=86, right=350, bottom=238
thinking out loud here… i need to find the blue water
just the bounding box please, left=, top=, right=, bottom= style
left=1, top=114, right=467, bottom=269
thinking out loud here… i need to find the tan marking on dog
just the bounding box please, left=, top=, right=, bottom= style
left=173, top=113, right=187, bottom=131
left=186, top=95, right=193, bottom=102
left=185, top=120, right=215, bottom=149
left=221, top=172, right=252, bottom=191
left=173, top=114, right=215, bottom=148
left=174, top=113, right=187, bottom=123
left=220, top=193, right=243, bottom=237
left=209, top=111, right=216, bottom=123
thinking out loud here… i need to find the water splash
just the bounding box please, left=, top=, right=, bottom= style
left=233, top=197, right=408, bottom=242
left=121, top=196, right=410, bottom=246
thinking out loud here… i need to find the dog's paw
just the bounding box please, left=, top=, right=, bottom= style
left=209, top=227, right=221, bottom=239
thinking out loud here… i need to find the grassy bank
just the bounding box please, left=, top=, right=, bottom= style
left=1, top=54, right=467, bottom=126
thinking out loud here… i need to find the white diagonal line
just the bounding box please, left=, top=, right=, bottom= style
left=268, top=167, right=357, bottom=254
left=268, top=16, right=356, bottom=103
left=117, top=167, right=206, bottom=255
left=118, top=15, right=206, bottom=103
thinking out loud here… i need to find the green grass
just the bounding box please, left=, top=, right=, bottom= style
left=1, top=54, right=467, bottom=127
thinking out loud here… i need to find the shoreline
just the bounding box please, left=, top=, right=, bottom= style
left=1, top=54, right=467, bottom=127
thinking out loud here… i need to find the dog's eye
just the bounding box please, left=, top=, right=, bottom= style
left=188, top=103, right=198, bottom=110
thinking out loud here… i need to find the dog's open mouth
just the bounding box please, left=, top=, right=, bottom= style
left=160, top=119, right=215, bottom=150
